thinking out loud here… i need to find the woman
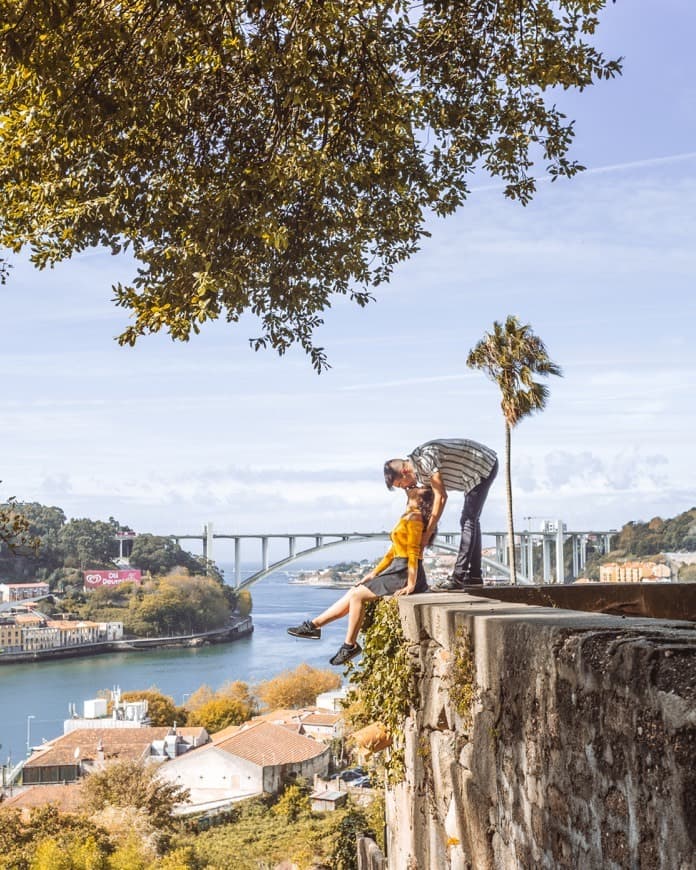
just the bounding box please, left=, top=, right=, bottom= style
left=287, top=486, right=434, bottom=666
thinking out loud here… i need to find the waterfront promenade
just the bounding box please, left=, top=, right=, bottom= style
left=0, top=615, right=253, bottom=665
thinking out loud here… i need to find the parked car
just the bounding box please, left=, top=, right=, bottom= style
left=337, top=766, right=365, bottom=782
left=351, top=775, right=372, bottom=788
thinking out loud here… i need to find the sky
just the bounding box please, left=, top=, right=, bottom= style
left=1, top=0, right=695, bottom=568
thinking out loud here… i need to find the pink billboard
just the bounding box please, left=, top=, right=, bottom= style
left=83, top=569, right=142, bottom=588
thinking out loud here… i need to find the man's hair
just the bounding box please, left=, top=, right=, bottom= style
left=383, top=459, right=406, bottom=490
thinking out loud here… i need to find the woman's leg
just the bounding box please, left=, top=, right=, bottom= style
left=311, top=589, right=356, bottom=628
left=345, top=585, right=378, bottom=645
left=312, top=585, right=378, bottom=640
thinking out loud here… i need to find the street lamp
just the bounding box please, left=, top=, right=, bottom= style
left=26, top=714, right=35, bottom=757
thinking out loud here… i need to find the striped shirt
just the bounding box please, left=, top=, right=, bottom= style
left=408, top=439, right=497, bottom=493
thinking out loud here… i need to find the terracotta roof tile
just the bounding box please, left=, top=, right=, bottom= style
left=3, top=783, right=86, bottom=813
left=215, top=721, right=328, bottom=766
left=24, top=727, right=203, bottom=767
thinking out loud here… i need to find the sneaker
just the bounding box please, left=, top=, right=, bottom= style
left=329, top=642, right=362, bottom=666
left=432, top=577, right=466, bottom=591
left=287, top=619, right=321, bottom=640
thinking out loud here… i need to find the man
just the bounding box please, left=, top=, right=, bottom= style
left=384, top=438, right=498, bottom=589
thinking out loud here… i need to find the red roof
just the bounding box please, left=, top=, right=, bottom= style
left=215, top=721, right=328, bottom=766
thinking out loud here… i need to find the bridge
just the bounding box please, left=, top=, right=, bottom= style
left=114, top=522, right=618, bottom=588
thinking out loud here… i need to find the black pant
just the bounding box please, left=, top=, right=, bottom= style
left=452, top=460, right=498, bottom=582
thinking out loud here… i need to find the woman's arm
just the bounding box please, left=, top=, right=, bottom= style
left=357, top=546, right=394, bottom=584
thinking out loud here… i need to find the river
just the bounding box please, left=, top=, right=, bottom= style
left=0, top=564, right=352, bottom=766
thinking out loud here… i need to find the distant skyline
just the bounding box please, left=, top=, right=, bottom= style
left=2, top=1, right=694, bottom=563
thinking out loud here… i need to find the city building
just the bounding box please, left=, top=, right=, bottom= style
left=0, top=610, right=123, bottom=655
left=159, top=719, right=331, bottom=814
left=22, top=726, right=207, bottom=786
left=0, top=618, right=23, bottom=652
left=599, top=561, right=672, bottom=583
left=235, top=707, right=344, bottom=743
left=64, top=691, right=150, bottom=733
left=0, top=582, right=50, bottom=603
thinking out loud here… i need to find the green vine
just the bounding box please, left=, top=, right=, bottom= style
left=343, top=598, right=419, bottom=783
left=449, top=626, right=478, bottom=730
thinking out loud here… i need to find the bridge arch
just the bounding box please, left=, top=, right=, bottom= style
left=235, top=534, right=512, bottom=588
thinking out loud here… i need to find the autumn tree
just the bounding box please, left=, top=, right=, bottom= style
left=0, top=805, right=111, bottom=870
left=80, top=759, right=189, bottom=837
left=186, top=697, right=251, bottom=734
left=0, top=494, right=40, bottom=556
left=467, top=316, right=562, bottom=583
left=255, top=663, right=340, bottom=710
left=129, top=572, right=231, bottom=636
left=218, top=679, right=257, bottom=714
left=183, top=684, right=215, bottom=713
left=0, top=2, right=620, bottom=369
left=29, top=835, right=109, bottom=870
left=184, top=680, right=257, bottom=731
left=236, top=588, right=253, bottom=617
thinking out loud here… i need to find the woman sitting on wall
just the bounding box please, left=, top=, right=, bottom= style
left=287, top=486, right=434, bottom=666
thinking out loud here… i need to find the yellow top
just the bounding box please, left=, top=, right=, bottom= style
left=373, top=511, right=424, bottom=576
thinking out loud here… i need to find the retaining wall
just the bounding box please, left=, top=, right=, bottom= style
left=385, top=585, right=696, bottom=869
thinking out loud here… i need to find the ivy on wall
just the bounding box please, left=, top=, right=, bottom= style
left=344, top=598, right=419, bottom=782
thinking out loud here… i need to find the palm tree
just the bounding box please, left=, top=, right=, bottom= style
left=467, top=316, right=562, bottom=584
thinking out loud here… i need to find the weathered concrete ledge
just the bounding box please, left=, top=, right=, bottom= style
left=385, top=586, right=696, bottom=870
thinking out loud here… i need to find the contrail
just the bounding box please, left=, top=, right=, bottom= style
left=469, top=151, right=696, bottom=192
left=583, top=151, right=696, bottom=175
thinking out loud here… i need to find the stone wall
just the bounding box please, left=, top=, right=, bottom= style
left=385, top=590, right=696, bottom=870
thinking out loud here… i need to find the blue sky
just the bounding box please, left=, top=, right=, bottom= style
left=2, top=1, right=695, bottom=564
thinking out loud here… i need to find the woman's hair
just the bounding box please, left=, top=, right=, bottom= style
left=410, top=486, right=435, bottom=530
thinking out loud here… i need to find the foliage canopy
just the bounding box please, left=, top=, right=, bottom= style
left=254, top=662, right=340, bottom=709
left=80, top=759, right=190, bottom=835
left=0, top=1, right=620, bottom=369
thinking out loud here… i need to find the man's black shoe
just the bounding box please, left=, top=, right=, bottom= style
left=432, top=577, right=465, bottom=591
left=329, top=642, right=362, bottom=666
left=287, top=619, right=321, bottom=640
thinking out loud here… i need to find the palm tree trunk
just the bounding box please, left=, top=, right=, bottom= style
left=505, top=422, right=517, bottom=584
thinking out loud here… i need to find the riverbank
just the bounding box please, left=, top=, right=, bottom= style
left=0, top=616, right=253, bottom=665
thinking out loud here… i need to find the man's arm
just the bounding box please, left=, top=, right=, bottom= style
left=423, top=471, right=447, bottom=547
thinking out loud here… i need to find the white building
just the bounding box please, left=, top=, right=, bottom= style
left=0, top=582, right=50, bottom=603
left=159, top=719, right=331, bottom=815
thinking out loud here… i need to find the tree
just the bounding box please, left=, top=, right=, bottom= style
left=0, top=2, right=620, bottom=370
left=467, top=315, right=562, bottom=583
left=127, top=572, right=231, bottom=636
left=60, top=517, right=120, bottom=568
left=255, top=663, right=340, bottom=710
left=236, top=589, right=253, bottom=617
left=0, top=805, right=111, bottom=870
left=129, top=536, right=204, bottom=577
left=186, top=697, right=251, bottom=734
left=80, top=759, right=189, bottom=835
left=272, top=782, right=311, bottom=823
left=0, top=494, right=40, bottom=555
left=30, top=836, right=109, bottom=870
left=184, top=680, right=257, bottom=731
